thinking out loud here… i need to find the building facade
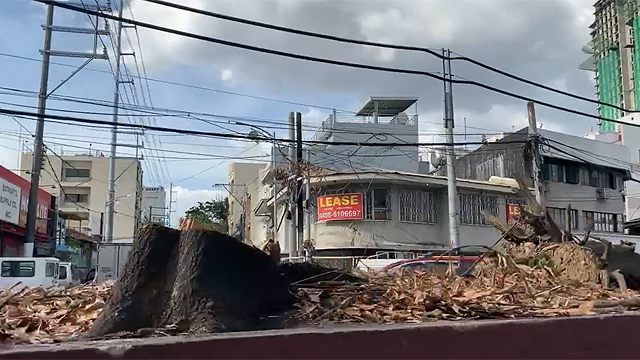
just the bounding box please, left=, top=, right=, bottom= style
left=20, top=151, right=143, bottom=244
left=141, top=186, right=167, bottom=224
left=448, top=128, right=631, bottom=235
left=0, top=164, right=56, bottom=257
left=580, top=0, right=640, bottom=130
left=308, top=97, right=429, bottom=174
left=227, top=162, right=268, bottom=239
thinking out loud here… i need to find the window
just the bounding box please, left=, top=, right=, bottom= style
left=1, top=261, right=35, bottom=277
left=364, top=188, right=390, bottom=220
left=45, top=262, right=56, bottom=277
left=569, top=209, right=579, bottom=230
left=582, top=211, right=623, bottom=233
left=59, top=265, right=67, bottom=280
left=549, top=164, right=565, bottom=183
left=459, top=193, right=498, bottom=226
left=548, top=207, right=566, bottom=228
left=64, top=168, right=90, bottom=178
left=64, top=193, right=89, bottom=204
left=399, top=188, right=439, bottom=224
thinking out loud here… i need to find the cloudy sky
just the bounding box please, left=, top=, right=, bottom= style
left=0, top=0, right=598, bottom=225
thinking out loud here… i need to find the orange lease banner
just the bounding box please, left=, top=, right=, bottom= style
left=317, top=193, right=363, bottom=221
left=506, top=203, right=530, bottom=225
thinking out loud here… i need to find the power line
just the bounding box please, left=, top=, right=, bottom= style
left=35, top=0, right=624, bottom=125
left=142, top=0, right=630, bottom=114
left=0, top=107, right=530, bottom=147
left=0, top=51, right=353, bottom=113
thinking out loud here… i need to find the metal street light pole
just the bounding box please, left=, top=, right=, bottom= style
left=229, top=121, right=279, bottom=245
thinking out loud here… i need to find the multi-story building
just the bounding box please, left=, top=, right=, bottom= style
left=20, top=150, right=143, bottom=243
left=141, top=186, right=167, bottom=224
left=247, top=97, right=536, bottom=262
left=308, top=97, right=429, bottom=173
left=580, top=0, right=640, bottom=130
left=227, top=162, right=269, bottom=239
left=447, top=127, right=632, bottom=235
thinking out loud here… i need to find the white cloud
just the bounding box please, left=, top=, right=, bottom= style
left=221, top=68, right=234, bottom=82
left=171, top=185, right=226, bottom=226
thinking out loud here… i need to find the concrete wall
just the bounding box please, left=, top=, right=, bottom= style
left=312, top=181, right=509, bottom=251
left=227, top=162, right=267, bottom=236
left=20, top=152, right=143, bottom=243
left=310, top=120, right=419, bottom=173
left=618, top=114, right=640, bottom=221
left=142, top=186, right=167, bottom=224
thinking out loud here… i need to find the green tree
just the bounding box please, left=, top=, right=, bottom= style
left=184, top=198, right=229, bottom=228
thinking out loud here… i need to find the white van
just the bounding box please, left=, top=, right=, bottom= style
left=0, top=257, right=59, bottom=289
left=57, top=262, right=81, bottom=287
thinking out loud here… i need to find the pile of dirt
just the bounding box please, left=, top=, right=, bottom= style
left=497, top=242, right=601, bottom=284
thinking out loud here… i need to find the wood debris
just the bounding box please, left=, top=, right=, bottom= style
left=291, top=257, right=640, bottom=325
left=0, top=282, right=112, bottom=344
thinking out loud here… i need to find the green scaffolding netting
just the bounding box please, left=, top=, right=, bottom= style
left=634, top=16, right=640, bottom=112
left=598, top=49, right=622, bottom=132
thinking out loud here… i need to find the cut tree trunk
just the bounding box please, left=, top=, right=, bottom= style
left=87, top=225, right=180, bottom=337
left=88, top=225, right=360, bottom=338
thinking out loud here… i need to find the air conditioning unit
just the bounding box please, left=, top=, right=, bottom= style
left=596, top=188, right=606, bottom=201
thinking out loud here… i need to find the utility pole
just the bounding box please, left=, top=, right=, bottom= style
left=295, top=112, right=304, bottom=258
left=24, top=3, right=54, bottom=256
left=271, top=132, right=278, bottom=243
left=288, top=112, right=297, bottom=258
left=304, top=149, right=311, bottom=252
left=105, top=0, right=125, bottom=244
left=527, top=101, right=546, bottom=208
left=442, top=48, right=460, bottom=250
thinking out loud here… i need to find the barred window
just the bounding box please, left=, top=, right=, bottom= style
left=459, top=193, right=498, bottom=226
left=363, top=188, right=390, bottom=220
left=583, top=211, right=623, bottom=233
left=547, top=207, right=579, bottom=230
left=399, top=188, right=438, bottom=224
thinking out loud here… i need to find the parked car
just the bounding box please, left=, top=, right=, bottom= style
left=384, top=255, right=480, bottom=277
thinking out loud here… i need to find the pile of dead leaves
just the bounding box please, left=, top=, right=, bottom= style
left=292, top=255, right=640, bottom=325
left=0, top=282, right=112, bottom=344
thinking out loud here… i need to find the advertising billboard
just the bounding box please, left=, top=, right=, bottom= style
left=0, top=177, right=20, bottom=225
left=317, top=193, right=363, bottom=222
left=0, top=165, right=52, bottom=236
left=506, top=203, right=530, bottom=225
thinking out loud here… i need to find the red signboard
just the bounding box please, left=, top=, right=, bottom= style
left=0, top=165, right=52, bottom=236
left=317, top=193, right=363, bottom=222
left=506, top=203, right=530, bottom=226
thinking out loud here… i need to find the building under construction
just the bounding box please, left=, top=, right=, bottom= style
left=581, top=0, right=640, bottom=131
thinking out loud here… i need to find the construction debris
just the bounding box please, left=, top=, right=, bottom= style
left=0, top=283, right=112, bottom=343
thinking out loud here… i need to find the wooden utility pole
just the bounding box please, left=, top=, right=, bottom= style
left=527, top=101, right=546, bottom=209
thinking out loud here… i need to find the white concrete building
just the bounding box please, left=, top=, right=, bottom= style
left=308, top=97, right=429, bottom=173
left=20, top=151, right=143, bottom=243
left=141, top=186, right=167, bottom=224
left=227, top=162, right=268, bottom=239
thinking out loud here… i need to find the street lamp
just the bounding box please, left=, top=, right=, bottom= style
left=229, top=121, right=279, bottom=248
